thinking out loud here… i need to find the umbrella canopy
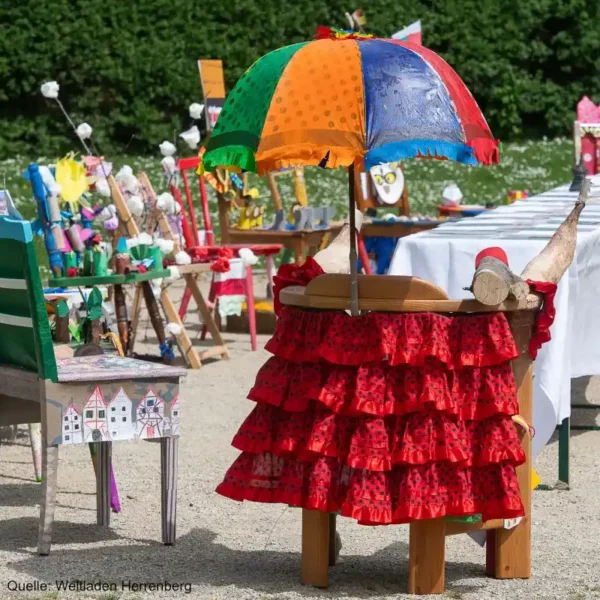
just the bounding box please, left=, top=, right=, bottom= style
left=203, top=28, right=499, bottom=175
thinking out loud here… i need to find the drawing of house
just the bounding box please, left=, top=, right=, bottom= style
left=108, top=388, right=134, bottom=441
left=62, top=402, right=83, bottom=445
left=170, top=395, right=180, bottom=436
left=135, top=389, right=164, bottom=439
left=83, top=387, right=109, bottom=442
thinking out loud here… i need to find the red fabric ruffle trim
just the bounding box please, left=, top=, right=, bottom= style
left=232, top=402, right=525, bottom=471
left=469, top=137, right=500, bottom=166
left=526, top=280, right=557, bottom=360
left=266, top=307, right=519, bottom=367
left=249, top=356, right=518, bottom=421
left=216, top=453, right=524, bottom=524
left=273, top=257, right=325, bottom=316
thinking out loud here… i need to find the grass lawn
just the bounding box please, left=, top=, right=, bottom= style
left=0, top=138, right=574, bottom=272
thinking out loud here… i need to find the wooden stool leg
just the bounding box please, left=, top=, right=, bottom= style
left=408, top=518, right=446, bottom=594
left=29, top=423, right=42, bottom=482
left=161, top=437, right=178, bottom=545
left=95, top=441, right=111, bottom=527
left=245, top=265, right=257, bottom=352
left=302, top=509, right=330, bottom=588
left=37, top=441, right=59, bottom=555
left=265, top=255, right=275, bottom=299
left=128, top=283, right=143, bottom=356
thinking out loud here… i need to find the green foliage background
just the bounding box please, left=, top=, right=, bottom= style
left=1, top=0, right=599, bottom=158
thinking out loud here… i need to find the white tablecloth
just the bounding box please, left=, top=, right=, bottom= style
left=389, top=184, right=600, bottom=458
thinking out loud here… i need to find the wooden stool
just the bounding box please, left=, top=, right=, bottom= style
left=280, top=274, right=536, bottom=595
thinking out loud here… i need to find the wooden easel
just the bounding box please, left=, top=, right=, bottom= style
left=136, top=173, right=229, bottom=363
left=282, top=274, right=535, bottom=595
left=108, top=176, right=204, bottom=369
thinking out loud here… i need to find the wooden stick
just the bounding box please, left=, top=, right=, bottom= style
left=108, top=175, right=140, bottom=237
left=267, top=172, right=283, bottom=211
left=471, top=257, right=530, bottom=306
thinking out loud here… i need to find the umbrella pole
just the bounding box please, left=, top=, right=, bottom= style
left=348, top=164, right=359, bottom=316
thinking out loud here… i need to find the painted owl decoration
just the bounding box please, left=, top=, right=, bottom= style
left=369, top=162, right=405, bottom=205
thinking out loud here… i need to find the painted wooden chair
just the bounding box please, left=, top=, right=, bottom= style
left=280, top=274, right=535, bottom=595
left=0, top=215, right=186, bottom=554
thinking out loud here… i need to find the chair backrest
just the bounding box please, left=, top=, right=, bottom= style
left=0, top=216, right=57, bottom=382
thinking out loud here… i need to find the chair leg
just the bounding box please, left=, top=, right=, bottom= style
left=29, top=423, right=42, bottom=482
left=408, top=518, right=446, bottom=594
left=302, top=509, right=329, bottom=588
left=95, top=441, right=111, bottom=527
left=161, top=437, right=178, bottom=545
left=245, top=265, right=257, bottom=352
left=37, top=442, right=59, bottom=555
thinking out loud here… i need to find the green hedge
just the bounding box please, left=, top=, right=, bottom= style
left=1, top=0, right=599, bottom=157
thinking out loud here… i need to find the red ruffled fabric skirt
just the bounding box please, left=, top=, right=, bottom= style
left=217, top=307, right=525, bottom=525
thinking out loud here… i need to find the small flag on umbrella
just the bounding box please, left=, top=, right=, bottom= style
left=392, top=20, right=422, bottom=45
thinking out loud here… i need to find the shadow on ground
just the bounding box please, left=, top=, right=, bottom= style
left=8, top=527, right=486, bottom=597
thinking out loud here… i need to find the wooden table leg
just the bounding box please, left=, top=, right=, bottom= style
left=185, top=274, right=229, bottom=360
left=302, top=509, right=329, bottom=588
left=265, top=255, right=275, bottom=299
left=292, top=239, right=306, bottom=265
left=161, top=436, right=178, bottom=545
left=408, top=518, right=446, bottom=594
left=160, top=289, right=202, bottom=369
left=95, top=441, right=111, bottom=527
left=328, top=514, right=338, bottom=566
left=128, top=283, right=143, bottom=357
left=141, top=281, right=172, bottom=365
left=37, top=405, right=59, bottom=556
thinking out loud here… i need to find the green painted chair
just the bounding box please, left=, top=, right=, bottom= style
left=0, top=215, right=187, bottom=554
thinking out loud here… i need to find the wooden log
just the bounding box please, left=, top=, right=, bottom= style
left=471, top=256, right=530, bottom=306
left=521, top=179, right=590, bottom=283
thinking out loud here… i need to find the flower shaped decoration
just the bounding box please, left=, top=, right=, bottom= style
left=189, top=103, right=205, bottom=119
left=41, top=81, right=59, bottom=99
left=54, top=154, right=90, bottom=207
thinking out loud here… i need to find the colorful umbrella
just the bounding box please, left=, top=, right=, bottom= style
left=203, top=28, right=499, bottom=174
left=203, top=28, right=499, bottom=313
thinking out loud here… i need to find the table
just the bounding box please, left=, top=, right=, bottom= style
left=389, top=183, right=600, bottom=484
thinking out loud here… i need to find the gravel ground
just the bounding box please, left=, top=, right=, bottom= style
left=1, top=284, right=599, bottom=600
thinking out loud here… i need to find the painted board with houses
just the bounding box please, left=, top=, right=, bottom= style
left=45, top=373, right=182, bottom=446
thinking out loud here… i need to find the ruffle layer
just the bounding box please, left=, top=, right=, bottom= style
left=232, top=402, right=525, bottom=471
left=249, top=356, right=518, bottom=421
left=217, top=453, right=524, bottom=524
left=266, top=308, right=519, bottom=367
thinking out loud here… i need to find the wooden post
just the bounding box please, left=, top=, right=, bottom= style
left=29, top=423, right=42, bottom=482
left=493, top=310, right=534, bottom=579
left=348, top=165, right=358, bottom=316
left=161, top=436, right=178, bottom=545
left=302, top=509, right=330, bottom=588
left=95, top=441, right=112, bottom=527
left=113, top=284, right=129, bottom=354
left=128, top=284, right=143, bottom=356
left=217, top=192, right=231, bottom=244
left=408, top=518, right=446, bottom=594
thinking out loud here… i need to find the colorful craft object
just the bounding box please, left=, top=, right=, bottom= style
left=576, top=96, right=600, bottom=175
left=55, top=154, right=90, bottom=206
left=203, top=30, right=499, bottom=174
